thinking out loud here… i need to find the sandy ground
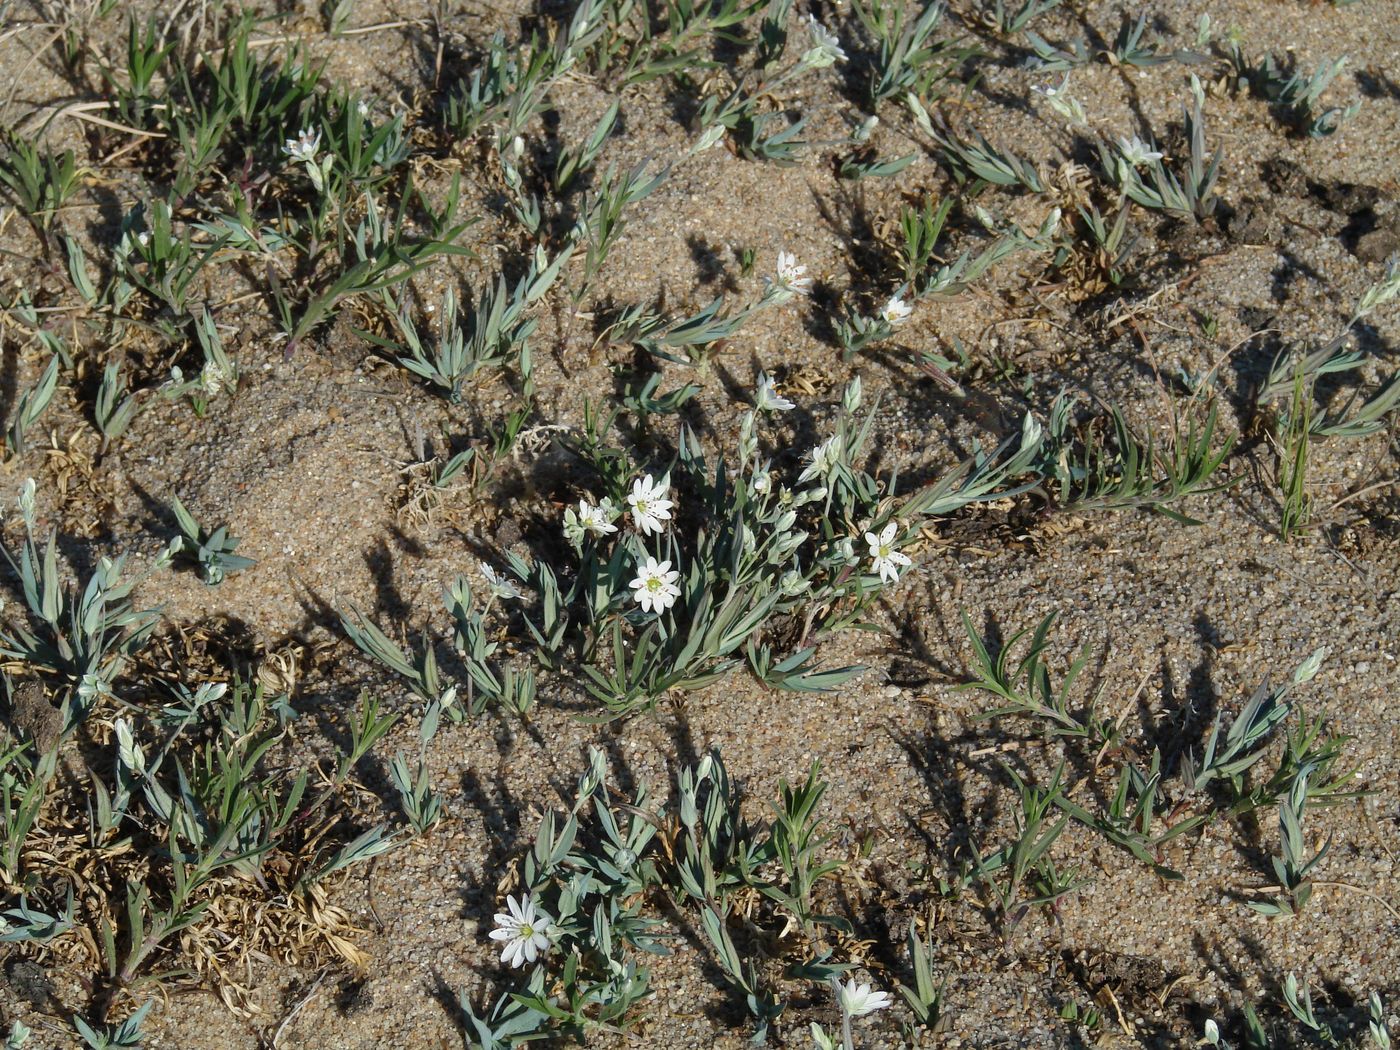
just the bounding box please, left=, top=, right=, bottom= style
left=1, top=0, right=1398, bottom=1046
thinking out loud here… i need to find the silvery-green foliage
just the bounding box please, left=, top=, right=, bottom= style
left=1231, top=46, right=1362, bottom=137
left=0, top=138, right=83, bottom=230
left=321, top=93, right=410, bottom=187
left=366, top=244, right=567, bottom=403
left=1353, top=256, right=1400, bottom=325
left=389, top=752, right=443, bottom=834
left=444, top=0, right=606, bottom=144
left=897, top=928, right=946, bottom=1030
left=925, top=121, right=1045, bottom=192
left=346, top=376, right=1046, bottom=723
left=117, top=198, right=225, bottom=317
left=0, top=887, right=74, bottom=943
left=72, top=1001, right=151, bottom=1050
left=853, top=0, right=966, bottom=105
left=163, top=311, right=237, bottom=415
left=701, top=903, right=785, bottom=1040
left=94, top=361, right=140, bottom=450
left=1247, top=763, right=1330, bottom=917
left=1102, top=77, right=1220, bottom=222
left=977, top=0, right=1062, bottom=36
left=1109, top=13, right=1169, bottom=67
left=1037, top=394, right=1235, bottom=522
left=554, top=99, right=620, bottom=193
left=4, top=353, right=60, bottom=459
left=1023, top=31, right=1089, bottom=71
left=1260, top=329, right=1400, bottom=441
left=1182, top=649, right=1325, bottom=796
left=0, top=482, right=166, bottom=728
left=579, top=161, right=667, bottom=295
left=169, top=496, right=254, bottom=585
left=466, top=748, right=663, bottom=1042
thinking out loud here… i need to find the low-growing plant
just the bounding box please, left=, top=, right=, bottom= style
left=1103, top=77, right=1221, bottom=222
left=93, top=361, right=141, bottom=452
left=3, top=354, right=61, bottom=461
left=169, top=496, right=255, bottom=585
left=1108, top=13, right=1171, bottom=68
left=364, top=251, right=563, bottom=403
left=851, top=0, right=969, bottom=106
left=0, top=137, right=85, bottom=233
left=1038, top=394, right=1236, bottom=523
left=1230, top=46, right=1362, bottom=137
left=975, top=0, right=1063, bottom=37
left=926, top=122, right=1045, bottom=192
left=0, top=479, right=170, bottom=728
left=959, top=610, right=1115, bottom=742
left=1024, top=31, right=1090, bottom=71
left=1247, top=764, right=1329, bottom=916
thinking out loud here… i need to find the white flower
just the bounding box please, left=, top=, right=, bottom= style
left=1118, top=134, right=1162, bottom=167
left=836, top=977, right=893, bottom=1018
left=865, top=522, right=911, bottom=583
left=629, top=556, right=681, bottom=614
left=136, top=230, right=150, bottom=247
left=356, top=99, right=370, bottom=119
left=755, top=371, right=795, bottom=412
left=480, top=562, right=522, bottom=600
left=880, top=294, right=912, bottom=325
left=799, top=436, right=841, bottom=484
left=770, top=250, right=811, bottom=295
left=576, top=498, right=618, bottom=538
left=200, top=360, right=229, bottom=398
left=626, top=474, right=673, bottom=536
left=489, top=894, right=551, bottom=968
left=805, top=15, right=847, bottom=65
left=751, top=471, right=772, bottom=495
left=282, top=127, right=321, bottom=163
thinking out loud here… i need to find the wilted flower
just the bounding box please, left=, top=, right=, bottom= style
left=629, top=555, right=681, bottom=614
left=755, top=371, right=795, bottom=412
left=865, top=522, right=911, bottom=583
left=1118, top=134, right=1163, bottom=167
left=282, top=127, right=321, bottom=163
left=489, top=895, right=552, bottom=968
left=880, top=294, right=913, bottom=325
left=627, top=474, right=673, bottom=536
left=799, top=436, right=841, bottom=484
left=805, top=15, right=847, bottom=65
left=480, top=562, right=522, bottom=601
left=769, top=250, right=812, bottom=296
left=836, top=977, right=893, bottom=1018
left=568, top=498, right=618, bottom=542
